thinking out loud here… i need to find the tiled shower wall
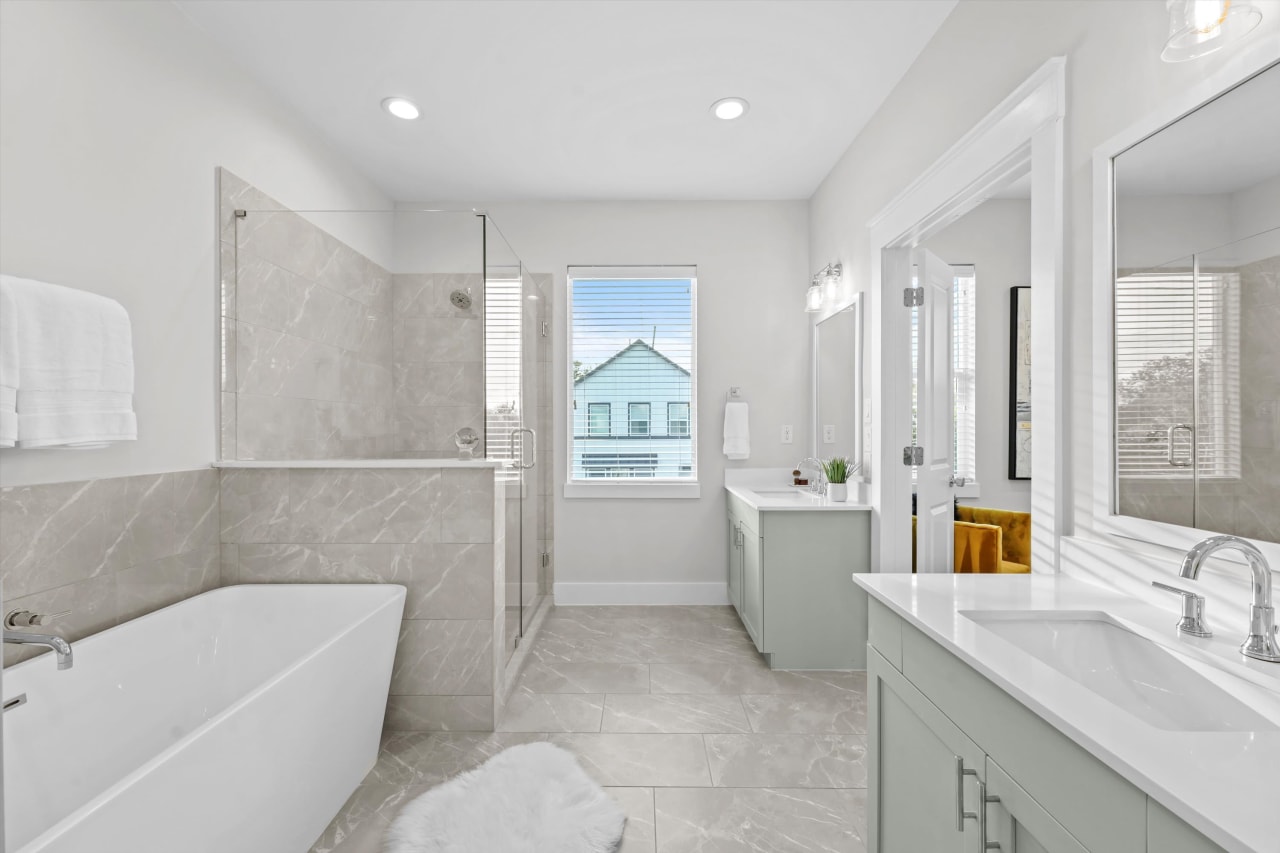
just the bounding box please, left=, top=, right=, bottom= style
left=391, top=273, right=485, bottom=456
left=1, top=469, right=220, bottom=666
left=218, top=466, right=506, bottom=731
left=219, top=170, right=395, bottom=460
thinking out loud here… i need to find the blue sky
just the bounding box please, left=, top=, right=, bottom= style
left=571, top=278, right=694, bottom=371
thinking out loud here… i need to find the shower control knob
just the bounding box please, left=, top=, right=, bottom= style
left=4, top=609, right=71, bottom=629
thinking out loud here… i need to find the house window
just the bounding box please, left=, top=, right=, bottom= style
left=668, top=402, right=690, bottom=436
left=587, top=403, right=611, bottom=436
left=628, top=403, right=651, bottom=436
left=1115, top=270, right=1241, bottom=479
left=569, top=266, right=697, bottom=489
left=910, top=264, right=977, bottom=486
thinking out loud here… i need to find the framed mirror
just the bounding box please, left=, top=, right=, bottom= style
left=813, top=295, right=864, bottom=475
left=1108, top=61, right=1280, bottom=546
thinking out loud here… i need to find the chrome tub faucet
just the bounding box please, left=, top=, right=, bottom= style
left=3, top=608, right=74, bottom=669
left=1179, top=535, right=1280, bottom=663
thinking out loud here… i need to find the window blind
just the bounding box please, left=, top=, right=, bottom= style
left=569, top=267, right=697, bottom=482
left=952, top=267, right=977, bottom=483
left=1115, top=270, right=1241, bottom=479
left=485, top=275, right=522, bottom=476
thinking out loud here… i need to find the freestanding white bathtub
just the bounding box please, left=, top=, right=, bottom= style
left=3, top=583, right=405, bottom=853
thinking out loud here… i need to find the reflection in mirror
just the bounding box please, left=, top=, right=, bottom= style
left=1113, top=62, right=1280, bottom=543
left=815, top=297, right=862, bottom=471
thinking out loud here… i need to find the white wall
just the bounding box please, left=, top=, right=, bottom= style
left=808, top=0, right=1280, bottom=609
left=921, top=198, right=1032, bottom=513
left=417, top=201, right=810, bottom=602
left=0, top=0, right=392, bottom=487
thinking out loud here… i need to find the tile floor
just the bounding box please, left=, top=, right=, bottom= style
left=313, top=605, right=869, bottom=852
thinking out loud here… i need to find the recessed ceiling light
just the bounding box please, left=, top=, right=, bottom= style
left=711, top=97, right=749, bottom=121
left=381, top=97, right=420, bottom=120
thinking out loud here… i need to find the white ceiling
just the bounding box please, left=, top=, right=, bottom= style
left=175, top=0, right=957, bottom=202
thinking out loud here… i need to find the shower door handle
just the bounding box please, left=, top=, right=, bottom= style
left=517, top=428, right=536, bottom=470
left=1166, top=423, right=1194, bottom=467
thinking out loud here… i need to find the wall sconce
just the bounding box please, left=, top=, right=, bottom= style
left=805, top=262, right=843, bottom=312
left=1161, top=0, right=1262, bottom=62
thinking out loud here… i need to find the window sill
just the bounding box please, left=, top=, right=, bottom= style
left=955, top=482, right=981, bottom=500
left=563, top=481, right=701, bottom=500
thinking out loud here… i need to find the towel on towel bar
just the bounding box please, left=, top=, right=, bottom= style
left=723, top=401, right=750, bottom=460
left=0, top=274, right=137, bottom=449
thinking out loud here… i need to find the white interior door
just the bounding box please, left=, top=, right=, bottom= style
left=915, top=249, right=955, bottom=574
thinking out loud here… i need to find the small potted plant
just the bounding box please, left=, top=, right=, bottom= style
left=822, top=456, right=856, bottom=502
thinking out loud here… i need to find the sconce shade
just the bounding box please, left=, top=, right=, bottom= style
left=1162, top=0, right=1262, bottom=62
left=805, top=282, right=823, bottom=312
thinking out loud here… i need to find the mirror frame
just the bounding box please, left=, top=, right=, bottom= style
left=811, top=293, right=864, bottom=479
left=1090, top=57, right=1280, bottom=568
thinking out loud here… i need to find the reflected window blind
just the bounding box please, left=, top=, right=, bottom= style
left=1115, top=271, right=1241, bottom=479
left=569, top=267, right=697, bottom=481
left=485, top=275, right=522, bottom=476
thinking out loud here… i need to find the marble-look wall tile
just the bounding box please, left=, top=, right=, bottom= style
left=219, top=170, right=395, bottom=460
left=440, top=469, right=494, bottom=544
left=3, top=469, right=222, bottom=668
left=289, top=469, right=443, bottom=544
left=393, top=362, right=483, bottom=409
left=392, top=619, right=494, bottom=696
left=383, top=695, right=494, bottom=732
left=219, top=468, right=291, bottom=544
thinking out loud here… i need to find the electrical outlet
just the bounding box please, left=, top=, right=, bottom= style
left=781, top=425, right=793, bottom=444
left=823, top=424, right=836, bottom=444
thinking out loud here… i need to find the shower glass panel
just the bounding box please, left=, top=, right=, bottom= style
left=482, top=216, right=541, bottom=659
left=1115, top=226, right=1279, bottom=541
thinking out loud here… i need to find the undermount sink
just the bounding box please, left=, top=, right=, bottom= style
left=961, top=610, right=1278, bottom=732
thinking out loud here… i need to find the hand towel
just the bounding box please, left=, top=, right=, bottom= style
left=0, top=281, right=17, bottom=447
left=0, top=274, right=137, bottom=449
left=723, top=401, right=750, bottom=460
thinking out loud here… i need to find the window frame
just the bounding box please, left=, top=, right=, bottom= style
left=627, top=402, right=651, bottom=437
left=565, top=265, right=700, bottom=500
left=668, top=401, right=690, bottom=437
left=586, top=402, right=611, bottom=437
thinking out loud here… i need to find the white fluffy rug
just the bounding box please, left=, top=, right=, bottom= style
left=382, top=742, right=626, bottom=853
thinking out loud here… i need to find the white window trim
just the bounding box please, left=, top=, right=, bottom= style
left=565, top=265, right=699, bottom=500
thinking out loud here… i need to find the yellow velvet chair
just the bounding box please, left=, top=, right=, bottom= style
left=911, top=508, right=1031, bottom=574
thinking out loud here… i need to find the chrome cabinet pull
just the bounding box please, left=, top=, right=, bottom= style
left=955, top=757, right=979, bottom=831
left=979, top=781, right=1001, bottom=850
left=1166, top=423, right=1194, bottom=467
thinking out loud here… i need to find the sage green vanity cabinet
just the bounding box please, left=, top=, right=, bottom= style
left=725, top=491, right=871, bottom=669
left=867, top=600, right=1226, bottom=853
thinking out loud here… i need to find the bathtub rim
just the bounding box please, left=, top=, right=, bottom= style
left=8, top=583, right=406, bottom=853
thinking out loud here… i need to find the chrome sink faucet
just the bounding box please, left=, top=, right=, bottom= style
left=797, top=457, right=827, bottom=496
left=1179, top=535, right=1280, bottom=663
left=3, top=629, right=74, bottom=669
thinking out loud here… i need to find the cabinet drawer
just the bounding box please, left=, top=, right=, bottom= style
left=899, top=619, right=1147, bottom=853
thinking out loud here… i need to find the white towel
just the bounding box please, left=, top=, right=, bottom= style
left=723, top=401, right=750, bottom=460
left=0, top=281, right=17, bottom=447
left=0, top=274, right=137, bottom=449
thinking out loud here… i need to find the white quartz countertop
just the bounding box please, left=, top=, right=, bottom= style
left=723, top=468, right=871, bottom=511
left=853, top=573, right=1280, bottom=853
left=214, top=458, right=502, bottom=469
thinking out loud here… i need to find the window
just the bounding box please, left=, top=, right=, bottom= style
left=1115, top=270, right=1240, bottom=479
left=587, top=403, right=611, bottom=436
left=569, top=266, right=697, bottom=491
left=628, top=403, right=650, bottom=436
left=668, top=402, right=690, bottom=436
left=484, top=273, right=522, bottom=477
left=910, top=265, right=977, bottom=486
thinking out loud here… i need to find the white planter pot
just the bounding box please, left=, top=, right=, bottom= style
left=829, top=483, right=848, bottom=502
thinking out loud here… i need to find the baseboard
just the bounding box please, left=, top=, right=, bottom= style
left=553, top=582, right=729, bottom=606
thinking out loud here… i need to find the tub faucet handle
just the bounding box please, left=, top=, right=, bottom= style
left=5, top=609, right=70, bottom=629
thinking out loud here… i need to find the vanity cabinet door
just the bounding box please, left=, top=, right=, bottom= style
left=726, top=513, right=743, bottom=613
left=740, top=519, right=764, bottom=650
left=985, top=758, right=1087, bottom=853
left=869, top=649, right=983, bottom=853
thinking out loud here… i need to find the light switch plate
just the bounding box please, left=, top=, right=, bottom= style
left=781, top=425, right=793, bottom=444
left=823, top=424, right=836, bottom=444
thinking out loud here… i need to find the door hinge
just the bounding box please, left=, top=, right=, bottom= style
left=540, top=551, right=550, bottom=568
left=903, top=287, right=924, bottom=307
left=903, top=445, right=923, bottom=466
